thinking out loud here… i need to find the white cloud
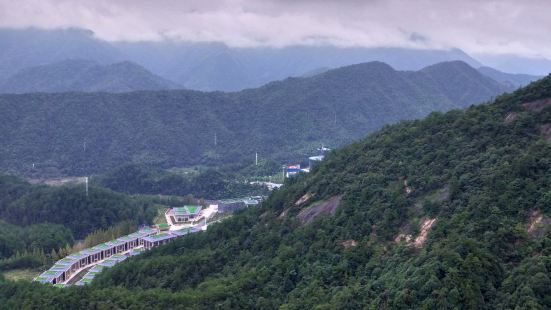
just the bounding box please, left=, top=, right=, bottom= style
left=0, top=0, right=550, bottom=58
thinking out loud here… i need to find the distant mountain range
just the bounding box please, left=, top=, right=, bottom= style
left=0, top=59, right=179, bottom=93
left=0, top=60, right=514, bottom=176
left=0, top=28, right=546, bottom=92
left=477, top=66, right=542, bottom=89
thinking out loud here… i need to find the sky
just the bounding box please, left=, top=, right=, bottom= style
left=1, top=0, right=550, bottom=58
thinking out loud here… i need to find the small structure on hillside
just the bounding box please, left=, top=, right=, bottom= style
left=168, top=205, right=203, bottom=224
left=308, top=155, right=325, bottom=169
left=284, top=164, right=302, bottom=178
left=218, top=196, right=263, bottom=213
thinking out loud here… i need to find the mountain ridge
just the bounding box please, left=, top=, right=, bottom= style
left=0, top=59, right=180, bottom=93
left=0, top=60, right=513, bottom=176
left=1, top=60, right=549, bottom=310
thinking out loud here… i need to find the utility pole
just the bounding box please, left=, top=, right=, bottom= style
left=255, top=152, right=258, bottom=166
left=214, top=132, right=217, bottom=146
left=85, top=177, right=89, bottom=197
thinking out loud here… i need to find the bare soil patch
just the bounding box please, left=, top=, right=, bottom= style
left=295, top=193, right=313, bottom=206
left=341, top=239, right=358, bottom=249
left=413, top=218, right=437, bottom=248
left=523, top=97, right=551, bottom=112
left=527, top=210, right=551, bottom=238
left=504, top=112, right=518, bottom=123
left=540, top=123, right=551, bottom=142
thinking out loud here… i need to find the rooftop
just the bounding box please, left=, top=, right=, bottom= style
left=158, top=223, right=170, bottom=230
left=143, top=232, right=177, bottom=243
left=309, top=155, right=325, bottom=161
left=173, top=205, right=202, bottom=216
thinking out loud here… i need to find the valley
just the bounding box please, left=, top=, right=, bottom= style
left=0, top=66, right=549, bottom=309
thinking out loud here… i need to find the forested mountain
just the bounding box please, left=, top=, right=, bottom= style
left=478, top=66, right=542, bottom=88
left=118, top=43, right=483, bottom=91
left=0, top=59, right=179, bottom=93
left=0, top=61, right=512, bottom=176
left=2, top=28, right=549, bottom=91
left=0, top=28, right=487, bottom=91
left=1, top=58, right=549, bottom=310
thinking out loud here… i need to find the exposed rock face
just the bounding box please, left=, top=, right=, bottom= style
left=295, top=193, right=313, bottom=206
left=413, top=218, right=437, bottom=248
left=404, top=179, right=412, bottom=194
left=341, top=239, right=358, bottom=249
left=527, top=210, right=551, bottom=238
left=297, top=196, right=342, bottom=225
left=504, top=112, right=518, bottom=123
left=394, top=233, right=412, bottom=244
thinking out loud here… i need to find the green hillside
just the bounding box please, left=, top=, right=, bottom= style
left=0, top=61, right=511, bottom=177
left=93, top=163, right=269, bottom=199
left=0, top=174, right=156, bottom=264
left=0, top=174, right=157, bottom=273
left=0, top=71, right=549, bottom=309
left=0, top=174, right=156, bottom=240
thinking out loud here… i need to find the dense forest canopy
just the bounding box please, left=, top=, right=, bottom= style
left=0, top=61, right=510, bottom=177
left=0, top=174, right=157, bottom=272
left=93, top=163, right=270, bottom=199
left=0, top=70, right=549, bottom=309
left=0, top=174, right=155, bottom=239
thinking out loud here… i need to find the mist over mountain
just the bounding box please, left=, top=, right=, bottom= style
left=115, top=41, right=483, bottom=91
left=474, top=53, right=551, bottom=76
left=0, top=28, right=123, bottom=82
left=477, top=66, right=542, bottom=89
left=0, top=59, right=180, bottom=93
left=0, top=27, right=511, bottom=92
left=0, top=60, right=511, bottom=176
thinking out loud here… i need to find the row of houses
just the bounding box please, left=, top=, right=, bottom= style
left=35, top=226, right=200, bottom=285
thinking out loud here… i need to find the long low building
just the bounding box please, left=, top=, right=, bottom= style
left=35, top=227, right=157, bottom=285
left=35, top=227, right=201, bottom=286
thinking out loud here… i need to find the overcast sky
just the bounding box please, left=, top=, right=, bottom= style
left=1, top=0, right=550, bottom=58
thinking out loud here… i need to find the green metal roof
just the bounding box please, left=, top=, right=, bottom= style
left=174, top=205, right=202, bottom=216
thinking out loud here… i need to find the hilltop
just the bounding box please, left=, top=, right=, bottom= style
left=0, top=61, right=512, bottom=176
left=0, top=59, right=180, bottom=93
left=1, top=66, right=549, bottom=309
left=0, top=28, right=484, bottom=91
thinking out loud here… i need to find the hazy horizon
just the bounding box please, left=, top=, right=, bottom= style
left=1, top=0, right=550, bottom=60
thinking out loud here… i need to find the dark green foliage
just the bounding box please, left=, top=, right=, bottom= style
left=0, top=61, right=509, bottom=177
left=0, top=221, right=72, bottom=260
left=94, top=163, right=269, bottom=199
left=0, top=174, right=157, bottom=271
left=0, top=174, right=156, bottom=240
left=1, top=75, right=550, bottom=308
